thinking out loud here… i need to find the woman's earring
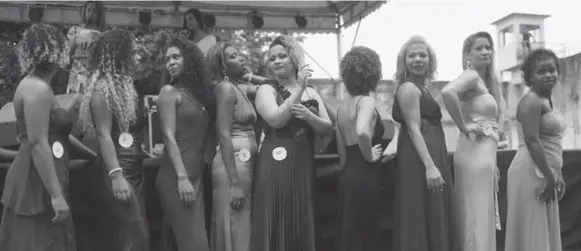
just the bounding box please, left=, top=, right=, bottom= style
left=222, top=70, right=229, bottom=81
left=466, top=60, right=473, bottom=70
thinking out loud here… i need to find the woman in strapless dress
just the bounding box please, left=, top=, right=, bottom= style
left=0, top=23, right=75, bottom=251
left=442, top=31, right=502, bottom=251
left=504, top=49, right=565, bottom=251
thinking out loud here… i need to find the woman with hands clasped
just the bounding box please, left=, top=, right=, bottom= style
left=206, top=41, right=258, bottom=251
left=504, top=49, right=565, bottom=251
left=391, top=35, right=458, bottom=251
left=155, top=36, right=215, bottom=251
left=441, top=31, right=502, bottom=251
left=334, top=46, right=385, bottom=251
left=250, top=35, right=333, bottom=251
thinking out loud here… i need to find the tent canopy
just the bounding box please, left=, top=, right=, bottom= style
left=0, top=1, right=386, bottom=34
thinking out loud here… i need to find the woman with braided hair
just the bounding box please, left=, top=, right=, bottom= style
left=78, top=29, right=150, bottom=251
left=250, top=35, right=333, bottom=251
left=0, top=23, right=76, bottom=251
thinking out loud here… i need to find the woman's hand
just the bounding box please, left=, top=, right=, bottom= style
left=381, top=143, right=397, bottom=163
left=297, top=65, right=313, bottom=89
left=556, top=174, right=566, bottom=200
left=178, top=177, right=196, bottom=203
left=230, top=184, right=245, bottom=212
left=426, top=165, right=445, bottom=192
left=111, top=174, right=132, bottom=203
left=366, top=144, right=383, bottom=163
left=51, top=196, right=70, bottom=223
left=463, top=123, right=484, bottom=137
left=538, top=175, right=557, bottom=204
left=291, top=104, right=314, bottom=120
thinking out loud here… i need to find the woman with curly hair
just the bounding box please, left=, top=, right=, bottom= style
left=78, top=29, right=149, bottom=251
left=441, top=31, right=502, bottom=251
left=391, top=35, right=458, bottom=251
left=66, top=0, right=106, bottom=94
left=250, top=35, right=333, bottom=251
left=154, top=35, right=215, bottom=251
left=334, top=46, right=390, bottom=251
left=181, top=8, right=219, bottom=55
left=505, top=49, right=564, bottom=251
left=0, top=23, right=75, bottom=251
left=206, top=41, right=257, bottom=251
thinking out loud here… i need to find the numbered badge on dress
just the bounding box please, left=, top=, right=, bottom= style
left=52, top=141, right=64, bottom=159
left=238, top=148, right=251, bottom=162
left=272, top=147, right=287, bottom=161
left=118, top=132, right=134, bottom=148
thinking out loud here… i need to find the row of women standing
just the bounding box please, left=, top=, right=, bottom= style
left=0, top=21, right=566, bottom=251
left=336, top=32, right=566, bottom=251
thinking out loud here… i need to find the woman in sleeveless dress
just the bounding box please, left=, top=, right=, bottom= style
left=334, top=46, right=387, bottom=251
left=391, top=35, right=458, bottom=251
left=250, top=35, right=333, bottom=251
left=0, top=23, right=76, bottom=251
left=78, top=29, right=150, bottom=251
left=181, top=8, right=219, bottom=56
left=206, top=42, right=259, bottom=251
left=505, top=49, right=565, bottom=251
left=155, top=36, right=215, bottom=251
left=441, top=31, right=502, bottom=251
left=66, top=1, right=105, bottom=94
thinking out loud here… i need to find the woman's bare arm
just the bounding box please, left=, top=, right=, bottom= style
left=396, top=82, right=436, bottom=169
left=90, top=91, right=123, bottom=178
left=23, top=82, right=63, bottom=199
left=255, top=84, right=304, bottom=129
left=214, top=82, right=241, bottom=184
left=304, top=88, right=333, bottom=136
left=355, top=96, right=378, bottom=162
left=157, top=85, right=189, bottom=180
left=518, top=93, right=554, bottom=180
left=441, top=70, right=479, bottom=133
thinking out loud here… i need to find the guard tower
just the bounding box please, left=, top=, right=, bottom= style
left=492, top=12, right=550, bottom=84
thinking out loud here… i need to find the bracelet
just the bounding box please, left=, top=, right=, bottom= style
left=108, top=167, right=122, bottom=177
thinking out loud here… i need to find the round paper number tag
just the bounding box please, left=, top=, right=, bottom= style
left=118, top=132, right=134, bottom=148
left=238, top=148, right=251, bottom=162
left=272, top=147, right=287, bottom=161
left=52, top=141, right=64, bottom=159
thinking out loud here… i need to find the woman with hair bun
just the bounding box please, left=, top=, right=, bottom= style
left=0, top=23, right=75, bottom=251
left=335, top=46, right=390, bottom=251
left=504, top=48, right=565, bottom=251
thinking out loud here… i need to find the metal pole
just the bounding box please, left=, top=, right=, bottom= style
left=336, top=16, right=344, bottom=100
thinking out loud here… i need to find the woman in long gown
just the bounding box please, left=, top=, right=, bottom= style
left=250, top=35, right=333, bottom=251
left=206, top=42, right=259, bottom=251
left=441, top=31, right=502, bottom=251
left=0, top=23, right=75, bottom=251
left=155, top=36, right=214, bottom=251
left=504, top=48, right=565, bottom=251
left=392, top=35, right=458, bottom=251
left=78, top=29, right=150, bottom=251
left=334, top=46, right=388, bottom=251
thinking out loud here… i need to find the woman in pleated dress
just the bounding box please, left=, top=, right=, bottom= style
left=442, top=31, right=502, bottom=251
left=250, top=35, right=333, bottom=251
left=504, top=48, right=565, bottom=251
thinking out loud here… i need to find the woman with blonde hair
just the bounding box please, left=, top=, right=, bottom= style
left=442, top=31, right=503, bottom=251
left=392, top=35, right=458, bottom=251
left=250, top=35, right=333, bottom=251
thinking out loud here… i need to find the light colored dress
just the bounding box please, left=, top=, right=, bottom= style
left=453, top=93, right=501, bottom=251
left=505, top=110, right=564, bottom=251
left=66, top=26, right=100, bottom=94
left=211, top=81, right=257, bottom=251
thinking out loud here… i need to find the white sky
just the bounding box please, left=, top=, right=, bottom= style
left=302, top=0, right=581, bottom=81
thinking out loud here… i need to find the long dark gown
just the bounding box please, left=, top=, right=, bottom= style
left=250, top=84, right=318, bottom=251
left=0, top=106, right=76, bottom=251
left=93, top=98, right=149, bottom=251
left=155, top=87, right=210, bottom=251
left=392, top=83, right=458, bottom=251
left=335, top=97, right=385, bottom=251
